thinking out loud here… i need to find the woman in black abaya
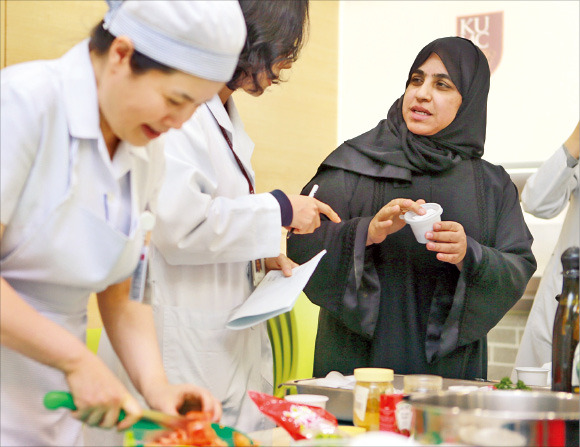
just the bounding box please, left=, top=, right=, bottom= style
left=287, top=37, right=536, bottom=380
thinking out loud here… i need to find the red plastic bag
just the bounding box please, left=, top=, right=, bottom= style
left=248, top=391, right=338, bottom=441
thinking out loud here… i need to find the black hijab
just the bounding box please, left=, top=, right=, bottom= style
left=324, top=37, right=490, bottom=180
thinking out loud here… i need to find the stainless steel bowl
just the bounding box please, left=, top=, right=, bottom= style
left=408, top=390, right=579, bottom=446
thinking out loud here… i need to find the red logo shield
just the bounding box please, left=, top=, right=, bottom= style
left=457, top=11, right=503, bottom=74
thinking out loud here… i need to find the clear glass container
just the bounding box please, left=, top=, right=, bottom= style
left=353, top=368, right=394, bottom=431
left=403, top=374, right=443, bottom=394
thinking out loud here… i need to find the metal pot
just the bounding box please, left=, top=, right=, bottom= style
left=408, top=390, right=579, bottom=446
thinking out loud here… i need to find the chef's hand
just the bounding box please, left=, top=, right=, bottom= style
left=65, top=350, right=142, bottom=430
left=144, top=382, right=222, bottom=423
left=286, top=195, right=341, bottom=235
left=266, top=254, right=298, bottom=277
left=425, top=221, right=467, bottom=270
left=367, top=199, right=426, bottom=246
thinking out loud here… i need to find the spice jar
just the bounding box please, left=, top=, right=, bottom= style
left=353, top=368, right=394, bottom=431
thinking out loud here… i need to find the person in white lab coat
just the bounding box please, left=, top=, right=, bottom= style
left=514, top=122, right=579, bottom=371
left=148, top=0, right=340, bottom=432
left=0, top=1, right=246, bottom=445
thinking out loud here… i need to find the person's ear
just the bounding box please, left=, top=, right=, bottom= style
left=107, top=36, right=135, bottom=71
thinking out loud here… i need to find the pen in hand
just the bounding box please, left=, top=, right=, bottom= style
left=307, top=184, right=319, bottom=198
left=286, top=184, right=319, bottom=239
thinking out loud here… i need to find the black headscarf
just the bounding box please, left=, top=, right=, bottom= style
left=324, top=37, right=490, bottom=179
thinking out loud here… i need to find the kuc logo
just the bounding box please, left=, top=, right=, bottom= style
left=457, top=11, right=503, bottom=74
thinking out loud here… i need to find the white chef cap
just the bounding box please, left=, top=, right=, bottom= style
left=103, top=0, right=246, bottom=82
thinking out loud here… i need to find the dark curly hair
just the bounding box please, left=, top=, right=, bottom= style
left=88, top=20, right=174, bottom=75
left=227, top=0, right=309, bottom=94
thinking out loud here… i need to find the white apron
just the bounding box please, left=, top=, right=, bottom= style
left=0, top=138, right=148, bottom=447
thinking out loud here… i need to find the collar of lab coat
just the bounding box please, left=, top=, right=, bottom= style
left=205, top=93, right=245, bottom=135
left=60, top=40, right=101, bottom=141
left=205, top=94, right=255, bottom=179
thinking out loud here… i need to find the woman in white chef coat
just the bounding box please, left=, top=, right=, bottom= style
left=0, top=1, right=246, bottom=446
left=146, top=0, right=340, bottom=433
left=514, top=122, right=579, bottom=371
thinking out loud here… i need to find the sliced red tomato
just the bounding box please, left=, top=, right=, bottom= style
left=152, top=411, right=226, bottom=446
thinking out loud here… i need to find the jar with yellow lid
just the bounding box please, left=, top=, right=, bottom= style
left=353, top=368, right=394, bottom=431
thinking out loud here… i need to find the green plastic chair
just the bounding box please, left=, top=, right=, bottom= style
left=86, top=327, right=102, bottom=354
left=267, top=292, right=319, bottom=397
left=267, top=309, right=297, bottom=397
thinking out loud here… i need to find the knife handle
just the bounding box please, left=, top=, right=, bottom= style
left=44, top=391, right=159, bottom=430
left=44, top=391, right=76, bottom=410
left=44, top=391, right=129, bottom=421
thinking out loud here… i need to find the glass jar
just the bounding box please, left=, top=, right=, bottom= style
left=403, top=374, right=443, bottom=394
left=353, top=368, right=394, bottom=431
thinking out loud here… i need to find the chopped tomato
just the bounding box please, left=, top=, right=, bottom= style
left=152, top=412, right=226, bottom=446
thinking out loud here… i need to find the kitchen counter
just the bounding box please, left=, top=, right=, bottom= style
left=283, top=374, right=525, bottom=422
left=249, top=380, right=578, bottom=447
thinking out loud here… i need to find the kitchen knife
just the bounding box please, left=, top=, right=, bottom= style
left=44, top=391, right=191, bottom=431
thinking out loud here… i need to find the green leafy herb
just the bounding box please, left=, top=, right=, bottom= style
left=494, top=377, right=531, bottom=390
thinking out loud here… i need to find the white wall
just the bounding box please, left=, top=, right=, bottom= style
left=338, top=1, right=579, bottom=165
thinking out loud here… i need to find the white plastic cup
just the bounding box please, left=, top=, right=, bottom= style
left=284, top=393, right=329, bottom=409
left=403, top=203, right=443, bottom=244
left=514, top=367, right=550, bottom=387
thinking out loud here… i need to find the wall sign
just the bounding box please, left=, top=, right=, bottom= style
left=457, top=11, right=503, bottom=74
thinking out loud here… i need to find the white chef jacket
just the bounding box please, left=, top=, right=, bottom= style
left=514, top=145, right=579, bottom=371
left=150, top=95, right=282, bottom=432
left=0, top=41, right=164, bottom=446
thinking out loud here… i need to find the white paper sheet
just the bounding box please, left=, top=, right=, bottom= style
left=226, top=250, right=326, bottom=330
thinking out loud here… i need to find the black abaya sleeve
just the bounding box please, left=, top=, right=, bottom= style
left=425, top=164, right=537, bottom=363
left=287, top=168, right=382, bottom=338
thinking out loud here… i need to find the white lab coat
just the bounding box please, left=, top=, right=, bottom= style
left=150, top=95, right=281, bottom=432
left=514, top=146, right=579, bottom=371
left=0, top=41, right=164, bottom=446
